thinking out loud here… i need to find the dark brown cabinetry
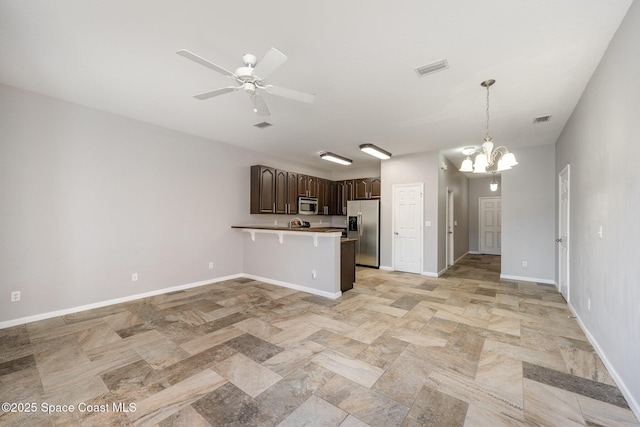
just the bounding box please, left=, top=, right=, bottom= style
left=251, top=166, right=276, bottom=214
left=370, top=177, right=381, bottom=199
left=297, top=175, right=318, bottom=198
left=317, top=178, right=327, bottom=215
left=251, top=165, right=298, bottom=214
left=251, top=165, right=380, bottom=215
left=286, top=172, right=298, bottom=214
left=340, top=239, right=356, bottom=292
left=274, top=169, right=287, bottom=214
left=353, top=177, right=381, bottom=200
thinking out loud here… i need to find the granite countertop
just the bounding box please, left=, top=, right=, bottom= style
left=231, top=225, right=346, bottom=233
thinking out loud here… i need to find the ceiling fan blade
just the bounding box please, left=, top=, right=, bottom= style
left=177, top=49, right=235, bottom=78
left=252, top=94, right=271, bottom=117
left=264, top=85, right=316, bottom=104
left=194, top=86, right=239, bottom=100
left=253, top=47, right=287, bottom=79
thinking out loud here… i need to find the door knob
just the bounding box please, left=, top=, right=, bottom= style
left=394, top=232, right=399, bottom=235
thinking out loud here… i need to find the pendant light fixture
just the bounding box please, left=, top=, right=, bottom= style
left=460, top=79, right=517, bottom=174
left=490, top=172, right=498, bottom=192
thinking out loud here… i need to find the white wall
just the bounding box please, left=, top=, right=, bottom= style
left=468, top=176, right=501, bottom=252
left=380, top=151, right=439, bottom=274
left=0, top=84, right=330, bottom=324
left=555, top=0, right=640, bottom=414
left=501, top=143, right=556, bottom=283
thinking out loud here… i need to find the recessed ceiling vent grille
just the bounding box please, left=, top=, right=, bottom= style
left=533, top=115, right=552, bottom=124
left=414, top=59, right=449, bottom=77
left=254, top=121, right=273, bottom=129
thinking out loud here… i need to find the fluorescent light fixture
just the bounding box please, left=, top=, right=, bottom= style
left=359, top=144, right=392, bottom=160
left=320, top=152, right=352, bottom=165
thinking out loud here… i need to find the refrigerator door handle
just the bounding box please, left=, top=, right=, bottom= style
left=358, top=212, right=363, bottom=237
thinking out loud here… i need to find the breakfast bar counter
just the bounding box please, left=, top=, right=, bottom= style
left=232, top=226, right=354, bottom=298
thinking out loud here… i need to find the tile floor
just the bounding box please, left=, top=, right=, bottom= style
left=1, top=254, right=638, bottom=426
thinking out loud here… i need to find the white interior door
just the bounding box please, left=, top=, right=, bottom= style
left=558, top=165, right=570, bottom=300
left=447, top=189, right=454, bottom=267
left=479, top=197, right=501, bottom=255
left=393, top=183, right=423, bottom=274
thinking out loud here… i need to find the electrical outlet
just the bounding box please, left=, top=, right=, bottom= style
left=522, top=261, right=528, bottom=268
left=587, top=298, right=591, bottom=311
left=11, top=291, right=21, bottom=302
left=311, top=270, right=317, bottom=279
left=209, top=262, right=214, bottom=269
left=132, top=273, right=138, bottom=282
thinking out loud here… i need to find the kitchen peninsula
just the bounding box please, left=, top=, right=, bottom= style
left=231, top=225, right=355, bottom=298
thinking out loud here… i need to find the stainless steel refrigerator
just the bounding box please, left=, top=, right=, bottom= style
left=347, top=200, right=380, bottom=267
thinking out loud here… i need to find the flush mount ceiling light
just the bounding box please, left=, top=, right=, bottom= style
left=359, top=144, right=392, bottom=160
left=460, top=79, right=518, bottom=174
left=320, top=152, right=352, bottom=165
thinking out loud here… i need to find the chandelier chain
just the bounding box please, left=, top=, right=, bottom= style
left=485, top=83, right=491, bottom=139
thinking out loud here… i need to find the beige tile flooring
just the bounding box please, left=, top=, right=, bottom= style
left=1, top=254, right=638, bottom=426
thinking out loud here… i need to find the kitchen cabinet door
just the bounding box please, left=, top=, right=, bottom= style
left=297, top=174, right=308, bottom=197
left=370, top=177, right=381, bottom=199
left=250, top=165, right=276, bottom=214
left=307, top=176, right=317, bottom=198
left=274, top=169, right=287, bottom=214
left=354, top=178, right=369, bottom=199
left=344, top=180, right=354, bottom=202
left=317, top=178, right=327, bottom=215
left=335, top=180, right=346, bottom=215
left=286, top=172, right=298, bottom=214
left=297, top=174, right=317, bottom=197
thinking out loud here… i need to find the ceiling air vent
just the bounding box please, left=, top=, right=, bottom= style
left=414, top=59, right=449, bottom=77
left=533, top=115, right=552, bottom=124
left=254, top=121, right=273, bottom=129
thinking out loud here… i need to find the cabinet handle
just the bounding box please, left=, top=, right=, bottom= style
left=273, top=203, right=276, bottom=213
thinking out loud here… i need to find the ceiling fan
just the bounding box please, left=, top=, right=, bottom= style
left=177, top=47, right=316, bottom=117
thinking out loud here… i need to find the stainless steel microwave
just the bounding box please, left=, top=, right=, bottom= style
left=298, top=196, right=318, bottom=215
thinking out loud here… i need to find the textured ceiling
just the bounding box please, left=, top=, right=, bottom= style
left=0, top=0, right=633, bottom=173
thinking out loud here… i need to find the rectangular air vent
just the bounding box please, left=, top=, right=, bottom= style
left=254, top=121, right=273, bottom=129
left=533, top=115, right=552, bottom=124
left=414, top=59, right=449, bottom=77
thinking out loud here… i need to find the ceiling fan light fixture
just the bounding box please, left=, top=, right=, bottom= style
left=359, top=144, right=392, bottom=160
left=320, top=152, right=352, bottom=165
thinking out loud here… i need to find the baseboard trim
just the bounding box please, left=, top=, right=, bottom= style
left=422, top=271, right=439, bottom=278
left=0, top=274, right=243, bottom=329
left=568, top=302, right=640, bottom=420
left=242, top=274, right=342, bottom=300
left=500, top=274, right=556, bottom=285
left=379, top=265, right=394, bottom=271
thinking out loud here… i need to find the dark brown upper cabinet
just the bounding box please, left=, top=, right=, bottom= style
left=251, top=165, right=276, bottom=214
left=251, top=165, right=380, bottom=214
left=354, top=177, right=381, bottom=200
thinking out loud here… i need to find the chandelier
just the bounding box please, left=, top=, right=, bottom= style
left=460, top=79, right=517, bottom=173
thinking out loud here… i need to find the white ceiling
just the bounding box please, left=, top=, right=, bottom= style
left=0, top=0, right=633, bottom=173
